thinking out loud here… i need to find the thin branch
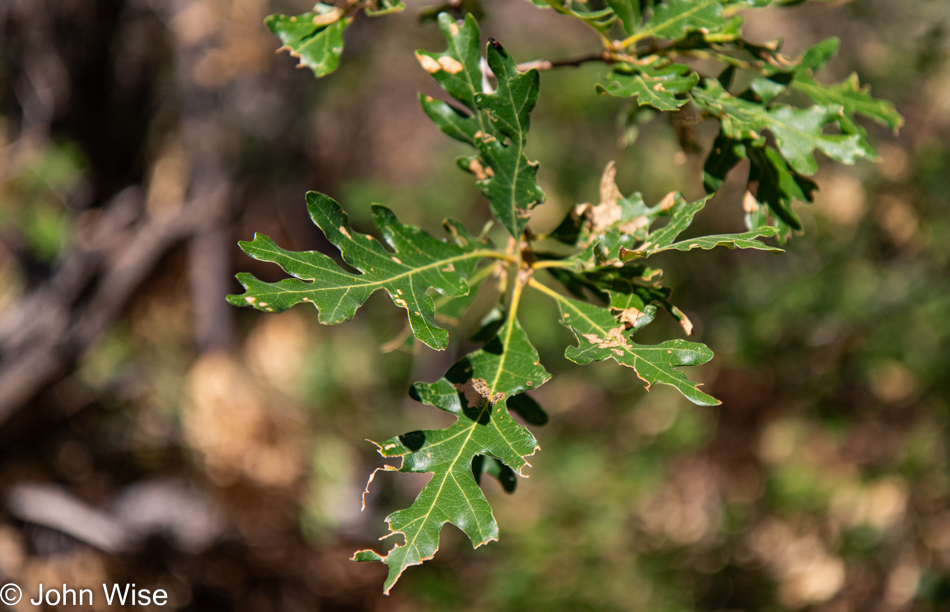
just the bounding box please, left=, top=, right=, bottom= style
left=517, top=51, right=614, bottom=72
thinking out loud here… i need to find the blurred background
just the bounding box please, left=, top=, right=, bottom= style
left=1, top=0, right=949, bottom=609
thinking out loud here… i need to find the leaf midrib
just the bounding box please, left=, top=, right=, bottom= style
left=393, top=318, right=526, bottom=579
left=252, top=242, right=499, bottom=292
left=636, top=0, right=718, bottom=41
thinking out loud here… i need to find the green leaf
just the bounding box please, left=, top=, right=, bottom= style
left=790, top=45, right=903, bottom=156
left=419, top=15, right=545, bottom=238
left=615, top=193, right=781, bottom=258
left=365, top=0, right=406, bottom=16
left=633, top=0, right=725, bottom=42
left=353, top=317, right=551, bottom=592
left=596, top=58, right=700, bottom=111
left=416, top=14, right=483, bottom=111
left=548, top=265, right=695, bottom=335
left=625, top=227, right=784, bottom=257
left=548, top=162, right=676, bottom=257
left=693, top=79, right=866, bottom=175
left=549, top=162, right=778, bottom=264
left=539, top=287, right=718, bottom=405
left=747, top=144, right=817, bottom=234
left=541, top=0, right=618, bottom=34
left=472, top=41, right=545, bottom=238
left=265, top=4, right=349, bottom=78
left=604, top=0, right=642, bottom=34
left=703, top=131, right=747, bottom=193
left=227, top=192, right=498, bottom=351
left=703, top=131, right=818, bottom=237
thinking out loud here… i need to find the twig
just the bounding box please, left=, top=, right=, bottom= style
left=517, top=51, right=614, bottom=72
left=0, top=188, right=229, bottom=427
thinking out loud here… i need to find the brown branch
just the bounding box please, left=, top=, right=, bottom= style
left=0, top=187, right=231, bottom=427
left=517, top=51, right=614, bottom=72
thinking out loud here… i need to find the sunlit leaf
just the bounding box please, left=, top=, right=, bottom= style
left=596, top=58, right=700, bottom=111
left=693, top=79, right=866, bottom=175
left=633, top=0, right=725, bottom=42
left=265, top=4, right=349, bottom=78
left=227, top=192, right=497, bottom=350
left=418, top=14, right=545, bottom=238
left=540, top=288, right=718, bottom=405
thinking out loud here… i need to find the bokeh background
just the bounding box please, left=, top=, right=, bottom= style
left=1, top=0, right=949, bottom=610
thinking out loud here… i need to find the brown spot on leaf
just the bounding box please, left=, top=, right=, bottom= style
left=468, top=158, right=493, bottom=180
left=438, top=56, right=464, bottom=74
left=455, top=379, right=489, bottom=408
left=339, top=226, right=352, bottom=239
left=590, top=161, right=623, bottom=232
left=584, top=327, right=630, bottom=351
left=472, top=378, right=491, bottom=398
left=416, top=53, right=442, bottom=74
left=618, top=215, right=649, bottom=235
left=743, top=190, right=760, bottom=214
left=672, top=306, right=694, bottom=335
left=617, top=306, right=647, bottom=328
left=312, top=7, right=343, bottom=26
left=658, top=192, right=677, bottom=210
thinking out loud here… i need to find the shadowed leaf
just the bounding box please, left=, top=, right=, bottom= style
left=353, top=317, right=550, bottom=592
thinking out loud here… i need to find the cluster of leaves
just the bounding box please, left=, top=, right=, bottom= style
left=234, top=0, right=900, bottom=593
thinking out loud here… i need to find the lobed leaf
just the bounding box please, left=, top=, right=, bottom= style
left=353, top=318, right=551, bottom=592
left=541, top=288, right=719, bottom=405
left=550, top=162, right=779, bottom=263
left=265, top=4, right=350, bottom=78
left=632, top=0, right=725, bottom=43
left=693, top=79, right=866, bottom=176
left=704, top=132, right=819, bottom=237
left=539, top=0, right=618, bottom=35
left=596, top=58, right=700, bottom=111
left=418, top=14, right=545, bottom=238
left=227, top=192, right=496, bottom=350
left=265, top=1, right=406, bottom=78
left=789, top=38, right=903, bottom=157
left=619, top=196, right=782, bottom=258
left=546, top=265, right=694, bottom=335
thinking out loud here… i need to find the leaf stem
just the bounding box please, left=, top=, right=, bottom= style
left=664, top=49, right=758, bottom=69
left=531, top=259, right=577, bottom=270
left=480, top=250, right=518, bottom=264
